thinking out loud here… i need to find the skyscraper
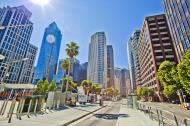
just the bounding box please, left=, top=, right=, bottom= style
left=138, top=14, right=177, bottom=101
left=106, top=45, right=114, bottom=88
left=114, top=67, right=122, bottom=95
left=0, top=5, right=37, bottom=84
left=70, top=58, right=80, bottom=83
left=34, top=22, right=62, bottom=83
left=87, top=32, right=107, bottom=87
left=163, top=0, right=190, bottom=61
left=120, top=69, right=130, bottom=97
left=79, top=62, right=88, bottom=84
left=128, top=30, right=140, bottom=92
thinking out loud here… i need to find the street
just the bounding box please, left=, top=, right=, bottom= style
left=72, top=102, right=121, bottom=126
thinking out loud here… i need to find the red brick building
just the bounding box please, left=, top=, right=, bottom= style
left=138, top=14, right=177, bottom=101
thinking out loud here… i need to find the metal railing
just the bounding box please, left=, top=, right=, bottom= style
left=138, top=102, right=190, bottom=126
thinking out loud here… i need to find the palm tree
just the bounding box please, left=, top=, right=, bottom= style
left=61, top=58, right=70, bottom=75
left=81, top=80, right=91, bottom=95
left=63, top=42, right=79, bottom=92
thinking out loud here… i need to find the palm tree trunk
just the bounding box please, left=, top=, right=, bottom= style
left=65, top=58, right=71, bottom=92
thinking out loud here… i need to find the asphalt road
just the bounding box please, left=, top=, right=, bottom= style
left=73, top=102, right=121, bottom=126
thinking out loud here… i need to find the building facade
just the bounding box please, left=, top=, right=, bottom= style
left=138, top=14, right=177, bottom=101
left=120, top=69, right=131, bottom=97
left=79, top=62, right=88, bottom=84
left=114, top=68, right=122, bottom=95
left=34, top=22, right=62, bottom=83
left=53, top=59, right=65, bottom=88
left=70, top=58, right=80, bottom=83
left=87, top=32, right=107, bottom=87
left=0, top=5, right=37, bottom=84
left=106, top=45, right=114, bottom=88
left=128, top=30, right=141, bottom=92
left=163, top=0, right=190, bottom=61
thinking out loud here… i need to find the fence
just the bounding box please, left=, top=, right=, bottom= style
left=138, top=102, right=190, bottom=126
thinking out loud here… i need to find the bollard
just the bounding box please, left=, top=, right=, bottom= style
left=18, top=98, right=26, bottom=120
left=160, top=111, right=164, bottom=126
left=157, top=109, right=161, bottom=126
left=0, top=99, right=6, bottom=115
left=8, top=98, right=16, bottom=123
left=27, top=99, right=32, bottom=118
left=16, top=98, right=22, bottom=119
left=34, top=98, right=38, bottom=116
left=2, top=100, right=8, bottom=115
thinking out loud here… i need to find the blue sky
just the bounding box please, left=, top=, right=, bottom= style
left=0, top=0, right=163, bottom=68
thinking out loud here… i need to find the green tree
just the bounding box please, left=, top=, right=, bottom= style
left=81, top=80, right=91, bottom=95
left=65, top=42, right=79, bottom=92
left=105, top=88, right=114, bottom=97
left=91, top=84, right=97, bottom=94
left=113, top=89, right=119, bottom=96
left=156, top=61, right=178, bottom=99
left=163, top=84, right=176, bottom=99
left=48, top=80, right=57, bottom=92
left=61, top=58, right=70, bottom=75
left=177, top=49, right=190, bottom=94
left=35, top=79, right=49, bottom=95
left=62, top=77, right=77, bottom=93
left=136, top=87, right=143, bottom=97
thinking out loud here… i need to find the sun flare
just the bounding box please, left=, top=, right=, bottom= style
left=29, top=0, right=51, bottom=7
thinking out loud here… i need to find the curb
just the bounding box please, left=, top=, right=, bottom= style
left=61, top=105, right=107, bottom=126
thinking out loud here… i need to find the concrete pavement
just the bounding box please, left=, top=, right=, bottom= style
left=116, top=100, right=158, bottom=126
left=72, top=102, right=120, bottom=126
left=69, top=100, right=158, bottom=126
left=140, top=101, right=190, bottom=124
left=0, top=103, right=105, bottom=126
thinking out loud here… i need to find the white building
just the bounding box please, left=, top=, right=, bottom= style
left=87, top=32, right=107, bottom=87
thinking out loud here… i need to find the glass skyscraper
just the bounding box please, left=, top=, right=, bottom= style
left=128, top=30, right=140, bottom=92
left=87, top=32, right=107, bottom=87
left=107, top=45, right=114, bottom=88
left=163, top=0, right=190, bottom=61
left=34, top=22, right=62, bottom=83
left=0, top=5, right=37, bottom=84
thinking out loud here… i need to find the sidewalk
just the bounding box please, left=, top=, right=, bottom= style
left=116, top=102, right=158, bottom=126
left=140, top=101, right=190, bottom=124
left=0, top=103, right=104, bottom=126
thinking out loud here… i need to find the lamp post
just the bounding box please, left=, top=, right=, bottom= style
left=0, top=23, right=32, bottom=84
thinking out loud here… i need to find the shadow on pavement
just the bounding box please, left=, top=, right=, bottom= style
left=94, top=114, right=128, bottom=120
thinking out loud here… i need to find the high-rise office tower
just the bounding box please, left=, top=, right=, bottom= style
left=138, top=14, right=177, bottom=101
left=87, top=32, right=107, bottom=87
left=0, top=5, right=37, bottom=84
left=79, top=62, right=88, bottom=84
left=70, top=58, right=80, bottom=83
left=34, top=22, right=62, bottom=83
left=106, top=45, right=114, bottom=88
left=163, top=0, right=190, bottom=61
left=128, top=30, right=141, bottom=92
left=120, top=69, right=130, bottom=97
left=114, top=67, right=122, bottom=95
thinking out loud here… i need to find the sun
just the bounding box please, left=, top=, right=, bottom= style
left=29, top=0, right=51, bottom=7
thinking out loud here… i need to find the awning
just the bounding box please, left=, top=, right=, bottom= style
left=0, top=84, right=36, bottom=89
